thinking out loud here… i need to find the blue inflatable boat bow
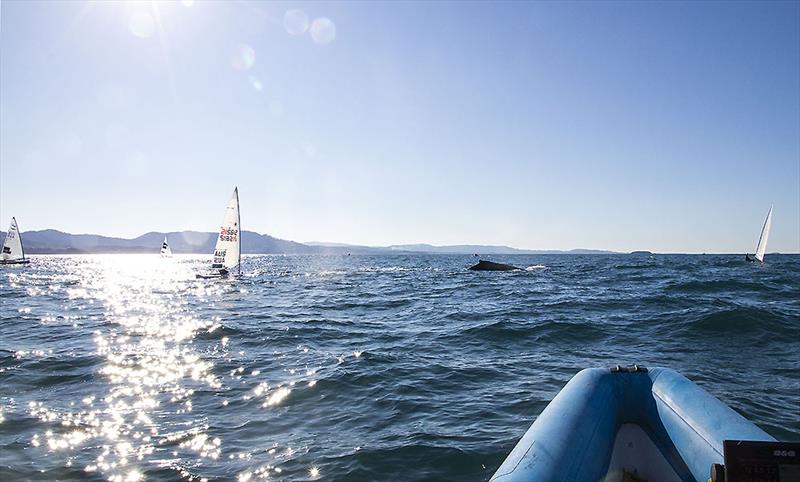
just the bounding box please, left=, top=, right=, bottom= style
left=490, top=366, right=776, bottom=482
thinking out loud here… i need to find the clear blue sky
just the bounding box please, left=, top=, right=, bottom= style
left=1, top=1, right=798, bottom=253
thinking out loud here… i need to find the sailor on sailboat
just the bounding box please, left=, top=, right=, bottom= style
left=746, top=205, right=772, bottom=264
left=1, top=217, right=31, bottom=265
left=161, top=236, right=172, bottom=257
left=197, top=187, right=241, bottom=278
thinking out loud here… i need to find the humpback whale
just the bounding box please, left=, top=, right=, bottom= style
left=468, top=260, right=520, bottom=271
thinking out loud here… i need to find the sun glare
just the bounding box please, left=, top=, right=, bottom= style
left=128, top=8, right=155, bottom=39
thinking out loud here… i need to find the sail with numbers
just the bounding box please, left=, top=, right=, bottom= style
left=160, top=236, right=172, bottom=257
left=197, top=188, right=241, bottom=278
left=1, top=217, right=30, bottom=265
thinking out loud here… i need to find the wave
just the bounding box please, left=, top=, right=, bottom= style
left=457, top=319, right=609, bottom=344
left=665, top=279, right=775, bottom=294
left=194, top=323, right=242, bottom=340
left=315, top=443, right=497, bottom=482
left=682, top=307, right=795, bottom=336
left=2, top=253, right=798, bottom=481
left=612, top=263, right=657, bottom=270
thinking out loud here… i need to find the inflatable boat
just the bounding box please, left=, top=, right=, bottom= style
left=491, top=366, right=799, bottom=482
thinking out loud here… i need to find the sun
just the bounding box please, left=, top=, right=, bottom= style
left=122, top=1, right=172, bottom=40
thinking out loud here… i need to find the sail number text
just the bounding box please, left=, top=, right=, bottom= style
left=219, top=227, right=238, bottom=242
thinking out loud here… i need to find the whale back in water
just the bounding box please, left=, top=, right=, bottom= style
left=469, top=260, right=519, bottom=271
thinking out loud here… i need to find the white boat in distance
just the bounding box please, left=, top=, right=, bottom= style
left=197, top=187, right=241, bottom=278
left=1, top=217, right=31, bottom=265
left=161, top=236, right=172, bottom=257
left=746, top=205, right=773, bottom=264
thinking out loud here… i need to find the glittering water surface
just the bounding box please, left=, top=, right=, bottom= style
left=1, top=254, right=798, bottom=481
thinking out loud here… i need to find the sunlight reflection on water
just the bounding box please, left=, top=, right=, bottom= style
left=13, top=255, right=327, bottom=481
left=27, top=256, right=221, bottom=481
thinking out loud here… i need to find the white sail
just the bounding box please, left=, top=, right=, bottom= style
left=160, top=236, right=172, bottom=257
left=1, top=217, right=26, bottom=261
left=211, top=187, right=241, bottom=273
left=754, top=205, right=773, bottom=263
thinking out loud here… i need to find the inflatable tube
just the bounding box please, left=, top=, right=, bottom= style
left=491, top=366, right=775, bottom=482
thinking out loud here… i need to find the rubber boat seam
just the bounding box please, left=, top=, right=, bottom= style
left=651, top=388, right=723, bottom=458
left=507, top=438, right=536, bottom=478
left=490, top=436, right=535, bottom=480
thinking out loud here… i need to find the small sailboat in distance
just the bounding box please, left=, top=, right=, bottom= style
left=197, top=187, right=241, bottom=279
left=1, top=217, right=31, bottom=265
left=746, top=205, right=773, bottom=264
left=160, top=236, right=172, bottom=257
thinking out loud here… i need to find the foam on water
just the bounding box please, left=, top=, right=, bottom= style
left=524, top=265, right=547, bottom=271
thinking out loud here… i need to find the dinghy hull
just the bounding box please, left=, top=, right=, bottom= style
left=491, top=367, right=775, bottom=482
left=0, top=259, right=30, bottom=265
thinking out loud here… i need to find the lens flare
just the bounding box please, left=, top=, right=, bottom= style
left=231, top=44, right=256, bottom=71
left=310, top=18, right=336, bottom=45
left=284, top=9, right=309, bottom=36
left=248, top=75, right=263, bottom=92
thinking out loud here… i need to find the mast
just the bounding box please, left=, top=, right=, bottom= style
left=236, top=187, right=241, bottom=274
left=15, top=218, right=25, bottom=260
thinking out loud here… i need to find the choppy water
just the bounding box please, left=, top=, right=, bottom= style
left=0, top=254, right=798, bottom=481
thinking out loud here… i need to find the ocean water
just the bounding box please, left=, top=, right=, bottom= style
left=0, top=254, right=798, bottom=481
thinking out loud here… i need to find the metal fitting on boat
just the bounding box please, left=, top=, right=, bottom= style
left=610, top=364, right=648, bottom=373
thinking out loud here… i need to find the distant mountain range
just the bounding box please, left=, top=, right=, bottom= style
left=306, top=241, right=613, bottom=255
left=1, top=229, right=315, bottom=255
left=388, top=244, right=612, bottom=255
left=1, top=229, right=618, bottom=255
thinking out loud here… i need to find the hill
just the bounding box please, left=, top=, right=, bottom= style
left=1, top=230, right=618, bottom=255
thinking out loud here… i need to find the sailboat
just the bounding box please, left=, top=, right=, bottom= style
left=746, top=205, right=773, bottom=264
left=160, top=236, right=172, bottom=257
left=197, top=187, right=241, bottom=278
left=1, top=217, right=31, bottom=265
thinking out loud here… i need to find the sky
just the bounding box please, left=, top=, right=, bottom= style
left=1, top=1, right=798, bottom=253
